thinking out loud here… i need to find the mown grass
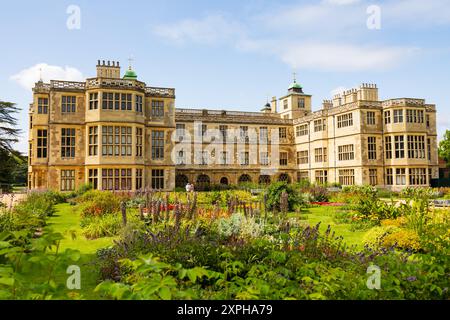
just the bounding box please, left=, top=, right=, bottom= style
left=293, top=206, right=367, bottom=249
left=43, top=203, right=116, bottom=299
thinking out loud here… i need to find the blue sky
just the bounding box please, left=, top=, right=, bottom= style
left=1, top=0, right=449, bottom=153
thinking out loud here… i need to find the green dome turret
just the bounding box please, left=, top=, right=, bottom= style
left=123, top=67, right=137, bottom=80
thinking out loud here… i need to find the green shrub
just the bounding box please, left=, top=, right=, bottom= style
left=77, top=190, right=121, bottom=218
left=81, top=214, right=123, bottom=239
left=382, top=229, right=421, bottom=252
left=362, top=225, right=400, bottom=250
left=265, top=182, right=304, bottom=211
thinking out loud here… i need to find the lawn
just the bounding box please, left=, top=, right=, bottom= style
left=44, top=203, right=116, bottom=299
left=295, top=206, right=367, bottom=248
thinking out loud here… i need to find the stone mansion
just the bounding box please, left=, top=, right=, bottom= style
left=28, top=60, right=439, bottom=192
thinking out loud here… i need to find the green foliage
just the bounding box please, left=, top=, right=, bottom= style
left=0, top=229, right=82, bottom=300
left=76, top=190, right=121, bottom=218
left=265, top=182, right=304, bottom=211
left=438, top=129, right=450, bottom=166
left=80, top=214, right=122, bottom=239
left=362, top=226, right=400, bottom=250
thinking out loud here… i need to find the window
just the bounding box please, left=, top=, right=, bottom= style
left=136, top=95, right=143, bottom=113
left=30, top=116, right=33, bottom=129
left=396, top=168, right=406, bottom=185
left=339, top=169, right=355, bottom=186
left=88, top=126, right=98, bottom=156
left=37, top=129, right=48, bottom=158
left=176, top=124, right=185, bottom=141
left=279, top=127, right=287, bottom=139
left=386, top=168, right=393, bottom=185
left=297, top=151, right=308, bottom=164
left=152, top=170, right=164, bottom=189
left=197, top=150, right=209, bottom=165
left=240, top=152, right=249, bottom=166
left=337, top=113, right=353, bottom=128
left=136, top=169, right=143, bottom=190
left=102, top=92, right=132, bottom=110
left=240, top=126, right=249, bottom=142
left=426, top=115, right=430, bottom=128
left=338, top=145, right=354, bottom=161
left=409, top=168, right=426, bottom=185
left=38, top=98, right=48, bottom=114
left=136, top=128, right=143, bottom=157
left=314, top=119, right=326, bottom=132
left=219, top=151, right=228, bottom=165
left=151, top=100, right=164, bottom=117
left=369, top=169, right=377, bottom=186
left=296, top=124, right=308, bottom=137
left=298, top=171, right=309, bottom=182
left=89, top=93, right=98, bottom=110
left=427, top=138, right=431, bottom=161
left=315, top=170, right=328, bottom=185
left=151, top=131, right=164, bottom=160
left=393, top=109, right=403, bottom=123
left=60, top=170, right=75, bottom=191
left=279, top=152, right=288, bottom=166
left=198, top=124, right=207, bottom=138
left=406, top=109, right=424, bottom=123
left=259, top=127, right=268, bottom=141
left=260, top=152, right=269, bottom=166
left=61, top=128, right=76, bottom=158
left=298, top=98, right=305, bottom=109
left=367, top=111, right=376, bottom=125
left=101, top=126, right=132, bottom=156
left=61, top=96, right=76, bottom=113
left=394, top=136, right=405, bottom=159
left=385, top=136, right=392, bottom=159
left=283, top=100, right=288, bottom=110
left=368, top=137, right=377, bottom=160
left=101, top=169, right=132, bottom=191
left=88, top=169, right=98, bottom=190
left=220, top=125, right=228, bottom=142
left=407, top=136, right=425, bottom=159
left=176, top=150, right=186, bottom=165
left=384, top=111, right=391, bottom=124
left=315, top=148, right=327, bottom=162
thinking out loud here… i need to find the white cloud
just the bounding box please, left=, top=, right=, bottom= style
left=152, top=14, right=245, bottom=45
left=10, top=63, right=84, bottom=90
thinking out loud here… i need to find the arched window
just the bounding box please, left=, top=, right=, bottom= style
left=175, top=174, right=189, bottom=188
left=238, top=174, right=252, bottom=184
left=220, top=177, right=229, bottom=185
left=278, top=173, right=290, bottom=183
left=259, top=175, right=271, bottom=185
left=196, top=174, right=211, bottom=191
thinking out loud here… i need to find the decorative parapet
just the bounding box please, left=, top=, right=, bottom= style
left=145, top=87, right=175, bottom=98
left=86, top=78, right=146, bottom=92
left=382, top=98, right=426, bottom=107
left=176, top=108, right=292, bottom=125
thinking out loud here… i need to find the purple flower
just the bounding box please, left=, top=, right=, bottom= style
left=407, top=276, right=417, bottom=282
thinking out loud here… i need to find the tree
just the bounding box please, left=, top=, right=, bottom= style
left=0, top=101, right=21, bottom=153
left=439, top=130, right=450, bottom=167
left=0, top=101, right=23, bottom=191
